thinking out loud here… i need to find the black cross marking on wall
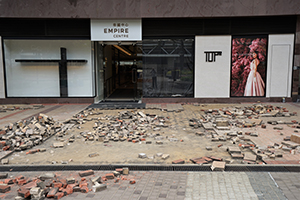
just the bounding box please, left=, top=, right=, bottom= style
left=15, top=48, right=87, bottom=97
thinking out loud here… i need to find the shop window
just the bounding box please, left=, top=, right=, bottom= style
left=142, top=38, right=194, bottom=97
left=3, top=39, right=93, bottom=97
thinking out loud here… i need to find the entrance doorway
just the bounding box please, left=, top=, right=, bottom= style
left=94, top=42, right=143, bottom=102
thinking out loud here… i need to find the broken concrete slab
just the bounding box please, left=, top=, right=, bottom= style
left=211, top=161, right=226, bottom=171
left=243, top=152, right=257, bottom=162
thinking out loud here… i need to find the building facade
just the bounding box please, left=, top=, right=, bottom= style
left=0, top=0, right=299, bottom=104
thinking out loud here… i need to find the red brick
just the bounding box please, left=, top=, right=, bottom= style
left=47, top=188, right=58, bottom=198
left=52, top=182, right=63, bottom=188
left=140, top=138, right=146, bottom=141
left=132, top=140, right=139, bottom=143
left=105, top=173, right=114, bottom=179
left=203, top=157, right=213, bottom=162
left=172, top=159, right=185, bottom=164
left=130, top=180, right=136, bottom=184
left=80, top=186, right=89, bottom=193
left=17, top=179, right=27, bottom=185
left=54, top=192, right=64, bottom=199
left=209, top=156, right=223, bottom=161
left=60, top=179, right=67, bottom=188
left=21, top=180, right=36, bottom=190
left=79, top=181, right=88, bottom=188
left=66, top=184, right=77, bottom=189
left=115, top=168, right=123, bottom=173
left=62, top=187, right=73, bottom=195
left=4, top=179, right=14, bottom=185
left=78, top=170, right=94, bottom=177
left=0, top=141, right=6, bottom=147
left=0, top=185, right=10, bottom=193
left=18, top=188, right=30, bottom=198
left=2, top=145, right=10, bottom=151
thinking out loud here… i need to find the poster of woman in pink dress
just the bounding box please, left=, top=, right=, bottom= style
left=243, top=51, right=265, bottom=96
left=230, top=36, right=267, bottom=97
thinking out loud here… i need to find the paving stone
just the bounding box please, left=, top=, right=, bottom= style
left=92, top=183, right=107, bottom=192
left=211, top=161, right=226, bottom=171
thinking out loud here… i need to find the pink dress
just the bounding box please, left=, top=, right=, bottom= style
left=244, top=60, right=265, bottom=96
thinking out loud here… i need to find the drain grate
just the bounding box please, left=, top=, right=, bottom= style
left=1, top=164, right=300, bottom=172
left=285, top=166, right=300, bottom=172
left=226, top=166, right=250, bottom=172
left=247, top=166, right=289, bottom=172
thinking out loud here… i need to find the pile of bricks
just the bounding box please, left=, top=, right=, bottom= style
left=0, top=113, right=76, bottom=160
left=0, top=168, right=133, bottom=199
left=72, top=109, right=170, bottom=144
left=190, top=156, right=223, bottom=164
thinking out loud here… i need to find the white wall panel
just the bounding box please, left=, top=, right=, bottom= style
left=266, top=34, right=294, bottom=97
left=4, top=40, right=93, bottom=97
left=195, top=36, right=231, bottom=98
left=0, top=37, right=5, bottom=98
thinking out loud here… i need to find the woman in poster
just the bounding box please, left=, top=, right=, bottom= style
left=244, top=51, right=265, bottom=96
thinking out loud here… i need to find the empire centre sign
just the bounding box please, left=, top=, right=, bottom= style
left=91, top=19, right=142, bottom=41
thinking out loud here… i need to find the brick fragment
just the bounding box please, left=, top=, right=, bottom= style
left=129, top=180, right=136, bottom=184
left=54, top=192, right=64, bottom=199
left=0, top=173, right=8, bottom=179
left=79, top=170, right=94, bottom=177
left=47, top=188, right=58, bottom=198
left=52, top=182, right=63, bottom=188
left=172, top=159, right=185, bottom=164
left=4, top=179, right=14, bottom=184
left=0, top=185, right=10, bottom=193
left=18, top=188, right=30, bottom=198
left=92, top=183, right=107, bottom=192
left=66, top=178, right=75, bottom=184
left=115, top=168, right=123, bottom=174
left=80, top=186, right=89, bottom=193
left=105, top=173, right=114, bottom=179
left=62, top=187, right=73, bottom=195
left=73, top=186, right=81, bottom=192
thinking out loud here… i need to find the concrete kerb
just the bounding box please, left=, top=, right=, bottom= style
left=0, top=164, right=300, bottom=172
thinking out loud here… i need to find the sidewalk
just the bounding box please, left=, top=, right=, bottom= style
left=1, top=170, right=299, bottom=200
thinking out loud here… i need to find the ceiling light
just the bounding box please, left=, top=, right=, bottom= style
left=113, top=45, right=131, bottom=56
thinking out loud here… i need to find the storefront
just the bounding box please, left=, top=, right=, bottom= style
left=0, top=15, right=298, bottom=104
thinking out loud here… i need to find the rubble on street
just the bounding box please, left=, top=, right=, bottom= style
left=1, top=103, right=300, bottom=166
left=0, top=168, right=137, bottom=199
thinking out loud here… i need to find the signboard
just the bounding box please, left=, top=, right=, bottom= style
left=91, top=19, right=142, bottom=41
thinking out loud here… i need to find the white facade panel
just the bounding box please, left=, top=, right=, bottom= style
left=266, top=34, right=294, bottom=98
left=0, top=37, right=5, bottom=98
left=195, top=36, right=231, bottom=98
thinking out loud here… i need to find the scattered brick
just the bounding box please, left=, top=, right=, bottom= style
left=105, top=173, right=114, bottom=179
left=79, top=170, right=94, bottom=177
left=18, top=188, right=30, bottom=198
left=54, top=192, right=64, bottom=199
left=80, top=186, right=89, bottom=193
left=47, top=188, right=58, bottom=198
left=0, top=185, right=10, bottom=193
left=172, top=159, right=185, bottom=164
